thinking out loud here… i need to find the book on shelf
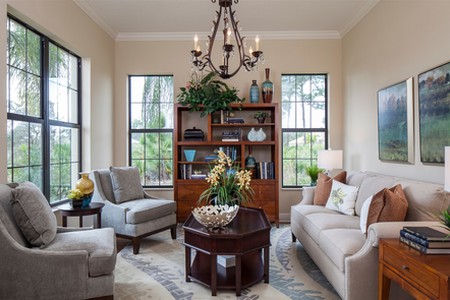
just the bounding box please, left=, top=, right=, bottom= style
left=205, top=155, right=219, bottom=162
left=403, top=226, right=450, bottom=241
left=221, top=130, right=242, bottom=142
left=179, top=164, right=192, bottom=180
left=399, top=236, right=450, bottom=254
left=400, top=229, right=450, bottom=248
left=218, top=146, right=238, bottom=161
left=256, top=162, right=274, bottom=179
left=217, top=255, right=235, bottom=268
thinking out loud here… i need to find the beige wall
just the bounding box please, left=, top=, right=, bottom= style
left=0, top=0, right=115, bottom=182
left=115, top=38, right=343, bottom=221
left=342, top=0, right=450, bottom=184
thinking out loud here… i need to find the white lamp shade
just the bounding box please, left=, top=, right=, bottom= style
left=317, top=150, right=343, bottom=170
left=445, top=147, right=450, bottom=192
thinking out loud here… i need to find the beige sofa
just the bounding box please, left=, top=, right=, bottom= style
left=290, top=171, right=449, bottom=300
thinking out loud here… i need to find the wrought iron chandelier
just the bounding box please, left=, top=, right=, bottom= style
left=190, top=0, right=264, bottom=79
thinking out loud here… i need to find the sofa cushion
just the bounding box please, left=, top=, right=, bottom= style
left=313, top=171, right=347, bottom=205
left=325, top=180, right=358, bottom=215
left=303, top=212, right=360, bottom=243
left=44, top=228, right=116, bottom=277
left=397, top=179, right=448, bottom=221
left=120, top=198, right=176, bottom=224
left=10, top=182, right=57, bottom=247
left=319, top=229, right=366, bottom=272
left=354, top=175, right=397, bottom=216
left=110, top=166, right=144, bottom=204
left=359, top=195, right=374, bottom=234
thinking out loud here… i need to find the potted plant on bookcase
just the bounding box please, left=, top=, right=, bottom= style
left=177, top=72, right=245, bottom=117
left=192, top=150, right=254, bottom=228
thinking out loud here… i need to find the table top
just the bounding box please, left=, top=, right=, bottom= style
left=183, top=206, right=271, bottom=238
left=59, top=202, right=105, bottom=213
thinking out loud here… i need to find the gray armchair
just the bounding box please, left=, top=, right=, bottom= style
left=91, top=167, right=177, bottom=254
left=0, top=182, right=116, bottom=300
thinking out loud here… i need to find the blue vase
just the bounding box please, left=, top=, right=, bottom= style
left=250, top=80, right=259, bottom=103
left=262, top=68, right=273, bottom=103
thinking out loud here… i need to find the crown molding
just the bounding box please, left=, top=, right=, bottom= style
left=116, top=30, right=341, bottom=42
left=74, top=0, right=118, bottom=40
left=339, top=0, right=380, bottom=37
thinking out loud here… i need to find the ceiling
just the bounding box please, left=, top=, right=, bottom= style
left=74, top=0, right=379, bottom=41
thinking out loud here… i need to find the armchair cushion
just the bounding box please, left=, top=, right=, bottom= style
left=120, top=198, right=177, bottom=224
left=44, top=228, right=116, bottom=277
left=10, top=182, right=57, bottom=247
left=110, top=166, right=144, bottom=203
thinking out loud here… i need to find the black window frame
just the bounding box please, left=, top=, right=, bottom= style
left=128, top=75, right=174, bottom=188
left=281, top=73, right=328, bottom=188
left=7, top=14, right=82, bottom=205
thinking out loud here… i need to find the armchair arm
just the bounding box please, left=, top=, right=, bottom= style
left=292, top=186, right=315, bottom=207
left=144, top=190, right=160, bottom=199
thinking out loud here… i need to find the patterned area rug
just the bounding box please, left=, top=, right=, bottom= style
left=114, top=225, right=340, bottom=299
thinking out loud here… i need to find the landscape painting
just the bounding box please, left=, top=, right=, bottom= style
left=377, top=78, right=414, bottom=163
left=419, top=62, right=450, bottom=163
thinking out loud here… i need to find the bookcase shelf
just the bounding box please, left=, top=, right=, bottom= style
left=173, top=103, right=279, bottom=225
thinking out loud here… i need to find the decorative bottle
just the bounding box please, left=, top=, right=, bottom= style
left=247, top=128, right=258, bottom=141
left=262, top=68, right=273, bottom=103
left=250, top=80, right=259, bottom=103
left=245, top=147, right=257, bottom=178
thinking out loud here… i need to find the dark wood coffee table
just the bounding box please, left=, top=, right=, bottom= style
left=182, top=206, right=271, bottom=296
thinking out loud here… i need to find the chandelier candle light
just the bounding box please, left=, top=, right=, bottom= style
left=191, top=0, right=264, bottom=79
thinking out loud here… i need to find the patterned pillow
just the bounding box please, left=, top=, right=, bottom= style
left=10, top=182, right=57, bottom=247
left=313, top=171, right=347, bottom=205
left=110, top=166, right=144, bottom=203
left=325, top=180, right=359, bottom=215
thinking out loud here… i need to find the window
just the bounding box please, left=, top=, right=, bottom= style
left=129, top=75, right=174, bottom=187
left=7, top=16, right=81, bottom=204
left=281, top=74, right=328, bottom=187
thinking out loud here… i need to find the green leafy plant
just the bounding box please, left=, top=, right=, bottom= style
left=253, top=112, right=270, bottom=119
left=305, top=165, right=323, bottom=186
left=439, top=208, right=450, bottom=235
left=177, top=72, right=244, bottom=117
left=198, top=150, right=254, bottom=206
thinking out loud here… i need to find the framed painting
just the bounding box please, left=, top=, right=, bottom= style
left=377, top=77, right=414, bottom=163
left=419, top=61, right=450, bottom=164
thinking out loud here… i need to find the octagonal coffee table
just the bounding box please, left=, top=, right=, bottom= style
left=183, top=206, right=271, bottom=296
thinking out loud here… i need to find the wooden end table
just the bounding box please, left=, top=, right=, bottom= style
left=379, top=238, right=450, bottom=300
left=59, top=202, right=105, bottom=228
left=183, top=207, right=271, bottom=296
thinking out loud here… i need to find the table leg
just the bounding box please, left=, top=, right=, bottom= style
left=185, top=247, right=191, bottom=282
left=97, top=212, right=101, bottom=228
left=378, top=263, right=391, bottom=300
left=62, top=216, right=67, bottom=227
left=235, top=255, right=242, bottom=296
left=211, top=254, right=217, bottom=296
left=264, top=246, right=269, bottom=283
left=79, top=216, right=83, bottom=227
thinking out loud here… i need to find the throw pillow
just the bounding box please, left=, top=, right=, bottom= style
left=359, top=195, right=374, bottom=234
left=10, top=181, right=57, bottom=247
left=313, top=171, right=347, bottom=205
left=325, top=180, right=359, bottom=215
left=110, top=166, right=144, bottom=203
left=365, top=184, right=408, bottom=233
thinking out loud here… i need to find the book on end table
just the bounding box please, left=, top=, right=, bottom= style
left=400, top=229, right=450, bottom=248
left=399, top=236, right=450, bottom=254
left=403, top=226, right=450, bottom=241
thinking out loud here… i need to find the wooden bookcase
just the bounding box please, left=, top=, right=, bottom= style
left=174, top=103, right=279, bottom=226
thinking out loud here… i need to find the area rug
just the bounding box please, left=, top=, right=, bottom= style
left=114, top=225, right=340, bottom=299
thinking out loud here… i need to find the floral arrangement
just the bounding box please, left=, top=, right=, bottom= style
left=198, top=150, right=254, bottom=206
left=177, top=72, right=244, bottom=117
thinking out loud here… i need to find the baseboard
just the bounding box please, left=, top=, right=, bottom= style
left=279, top=213, right=290, bottom=224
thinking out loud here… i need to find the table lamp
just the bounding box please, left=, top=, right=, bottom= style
left=317, top=149, right=343, bottom=175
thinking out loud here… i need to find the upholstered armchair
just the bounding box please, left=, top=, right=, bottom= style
left=0, top=182, right=116, bottom=300
left=91, top=167, right=177, bottom=254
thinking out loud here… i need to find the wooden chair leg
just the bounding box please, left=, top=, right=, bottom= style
left=132, top=237, right=141, bottom=254
left=170, top=226, right=177, bottom=239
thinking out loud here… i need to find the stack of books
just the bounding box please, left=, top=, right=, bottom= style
left=222, top=130, right=241, bottom=142
left=399, top=226, right=450, bottom=254
left=256, top=162, right=275, bottom=179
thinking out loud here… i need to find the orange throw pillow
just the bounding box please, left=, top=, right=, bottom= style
left=366, top=184, right=408, bottom=231
left=313, top=171, right=347, bottom=205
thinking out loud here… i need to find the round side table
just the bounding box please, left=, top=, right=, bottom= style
left=59, top=202, right=105, bottom=228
